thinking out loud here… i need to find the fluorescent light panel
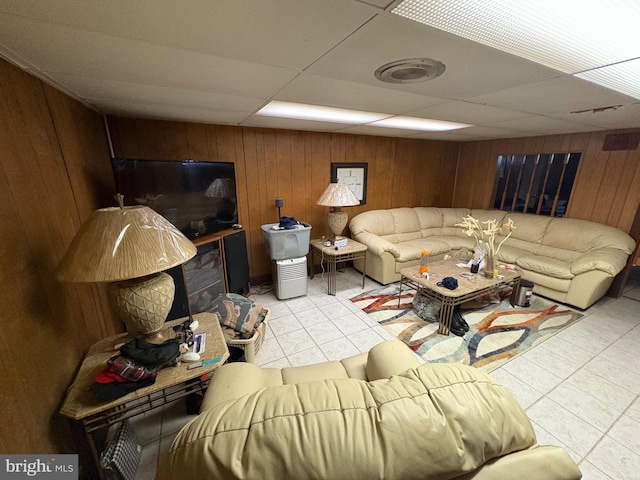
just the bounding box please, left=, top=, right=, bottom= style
left=257, top=101, right=471, bottom=131
left=392, top=0, right=640, bottom=100
left=257, top=101, right=387, bottom=124
left=575, top=59, right=640, bottom=100
left=371, top=116, right=470, bottom=131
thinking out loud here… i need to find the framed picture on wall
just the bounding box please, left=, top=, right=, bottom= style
left=331, top=163, right=368, bottom=205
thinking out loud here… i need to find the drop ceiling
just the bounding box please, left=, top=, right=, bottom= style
left=0, top=0, right=638, bottom=141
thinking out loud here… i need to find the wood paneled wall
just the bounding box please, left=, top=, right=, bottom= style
left=454, top=131, right=640, bottom=234
left=0, top=59, right=116, bottom=461
left=107, top=117, right=460, bottom=281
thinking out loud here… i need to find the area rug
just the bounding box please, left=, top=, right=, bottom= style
left=350, top=284, right=583, bottom=372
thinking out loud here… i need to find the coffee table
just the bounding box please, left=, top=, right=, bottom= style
left=399, top=259, right=521, bottom=335
left=60, top=312, right=229, bottom=479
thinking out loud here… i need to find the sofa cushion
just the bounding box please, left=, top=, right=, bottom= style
left=414, top=207, right=445, bottom=236
left=516, top=255, right=574, bottom=279
left=396, top=239, right=453, bottom=260
left=497, top=237, right=540, bottom=256
left=437, top=235, right=477, bottom=251
left=441, top=208, right=471, bottom=235
left=537, top=244, right=582, bottom=263
left=496, top=245, right=529, bottom=264
left=507, top=212, right=552, bottom=244
left=390, top=207, right=421, bottom=234
left=520, top=270, right=572, bottom=293
left=349, top=209, right=397, bottom=237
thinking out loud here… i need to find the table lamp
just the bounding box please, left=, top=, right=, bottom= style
left=56, top=194, right=197, bottom=341
left=316, top=182, right=360, bottom=243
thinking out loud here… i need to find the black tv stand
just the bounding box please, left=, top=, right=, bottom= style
left=166, top=228, right=250, bottom=320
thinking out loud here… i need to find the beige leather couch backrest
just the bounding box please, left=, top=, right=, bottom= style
left=466, top=208, right=508, bottom=227
left=414, top=207, right=447, bottom=236
left=544, top=217, right=636, bottom=254
left=349, top=208, right=407, bottom=242
left=388, top=207, right=423, bottom=243
left=440, top=207, right=473, bottom=235
left=158, top=364, right=538, bottom=480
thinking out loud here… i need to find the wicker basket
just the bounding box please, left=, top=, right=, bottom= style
left=221, top=308, right=270, bottom=363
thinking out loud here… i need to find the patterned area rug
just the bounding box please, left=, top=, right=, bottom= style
left=351, top=284, right=583, bottom=372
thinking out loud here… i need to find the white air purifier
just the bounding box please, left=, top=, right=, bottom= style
left=274, top=257, right=308, bottom=300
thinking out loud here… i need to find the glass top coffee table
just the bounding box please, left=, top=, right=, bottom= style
left=399, top=259, right=521, bottom=335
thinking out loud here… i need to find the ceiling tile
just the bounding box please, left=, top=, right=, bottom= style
left=408, top=101, right=531, bottom=125
left=307, top=14, right=561, bottom=99
left=486, top=115, right=606, bottom=135
left=0, top=0, right=377, bottom=69
left=51, top=73, right=265, bottom=112
left=98, top=99, right=251, bottom=125
left=275, top=73, right=449, bottom=114
left=552, top=103, right=640, bottom=130
left=469, top=75, right=638, bottom=116
left=0, top=14, right=298, bottom=97
left=336, top=124, right=429, bottom=137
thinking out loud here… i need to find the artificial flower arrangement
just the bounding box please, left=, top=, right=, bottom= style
left=455, top=216, right=516, bottom=276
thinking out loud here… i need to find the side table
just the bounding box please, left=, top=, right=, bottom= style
left=60, top=312, right=229, bottom=479
left=309, top=238, right=367, bottom=295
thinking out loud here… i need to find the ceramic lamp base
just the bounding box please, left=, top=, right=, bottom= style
left=108, top=272, right=175, bottom=338
left=327, top=209, right=348, bottom=240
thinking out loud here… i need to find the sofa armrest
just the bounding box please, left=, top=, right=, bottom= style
left=456, top=445, right=581, bottom=480
left=366, top=340, right=421, bottom=380
left=571, top=248, right=629, bottom=276
left=352, top=232, right=400, bottom=258
left=200, top=362, right=267, bottom=412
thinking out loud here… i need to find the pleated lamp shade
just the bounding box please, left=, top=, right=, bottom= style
left=56, top=205, right=196, bottom=282
left=317, top=183, right=360, bottom=240
left=56, top=201, right=197, bottom=338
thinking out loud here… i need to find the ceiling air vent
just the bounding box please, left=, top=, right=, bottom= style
left=374, top=58, right=446, bottom=84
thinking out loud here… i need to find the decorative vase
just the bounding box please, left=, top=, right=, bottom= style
left=483, top=252, right=495, bottom=279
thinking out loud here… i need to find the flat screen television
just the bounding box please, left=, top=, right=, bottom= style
left=111, top=158, right=238, bottom=239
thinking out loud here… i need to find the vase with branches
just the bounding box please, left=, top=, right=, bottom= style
left=455, top=216, right=516, bottom=278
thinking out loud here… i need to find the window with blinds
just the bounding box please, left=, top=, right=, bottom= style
left=493, top=152, right=581, bottom=217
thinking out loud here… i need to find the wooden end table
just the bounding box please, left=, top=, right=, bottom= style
left=60, top=312, right=229, bottom=479
left=399, top=259, right=521, bottom=335
left=309, top=238, right=367, bottom=295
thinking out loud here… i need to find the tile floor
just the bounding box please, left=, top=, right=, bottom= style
left=133, top=266, right=640, bottom=480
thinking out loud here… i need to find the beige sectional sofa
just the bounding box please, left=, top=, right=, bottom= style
left=157, top=341, right=581, bottom=480
left=349, top=207, right=636, bottom=309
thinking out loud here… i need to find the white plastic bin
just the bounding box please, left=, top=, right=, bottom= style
left=261, top=223, right=312, bottom=260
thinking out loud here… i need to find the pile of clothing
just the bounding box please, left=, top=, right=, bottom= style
left=91, top=338, right=181, bottom=402
left=269, top=216, right=307, bottom=230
